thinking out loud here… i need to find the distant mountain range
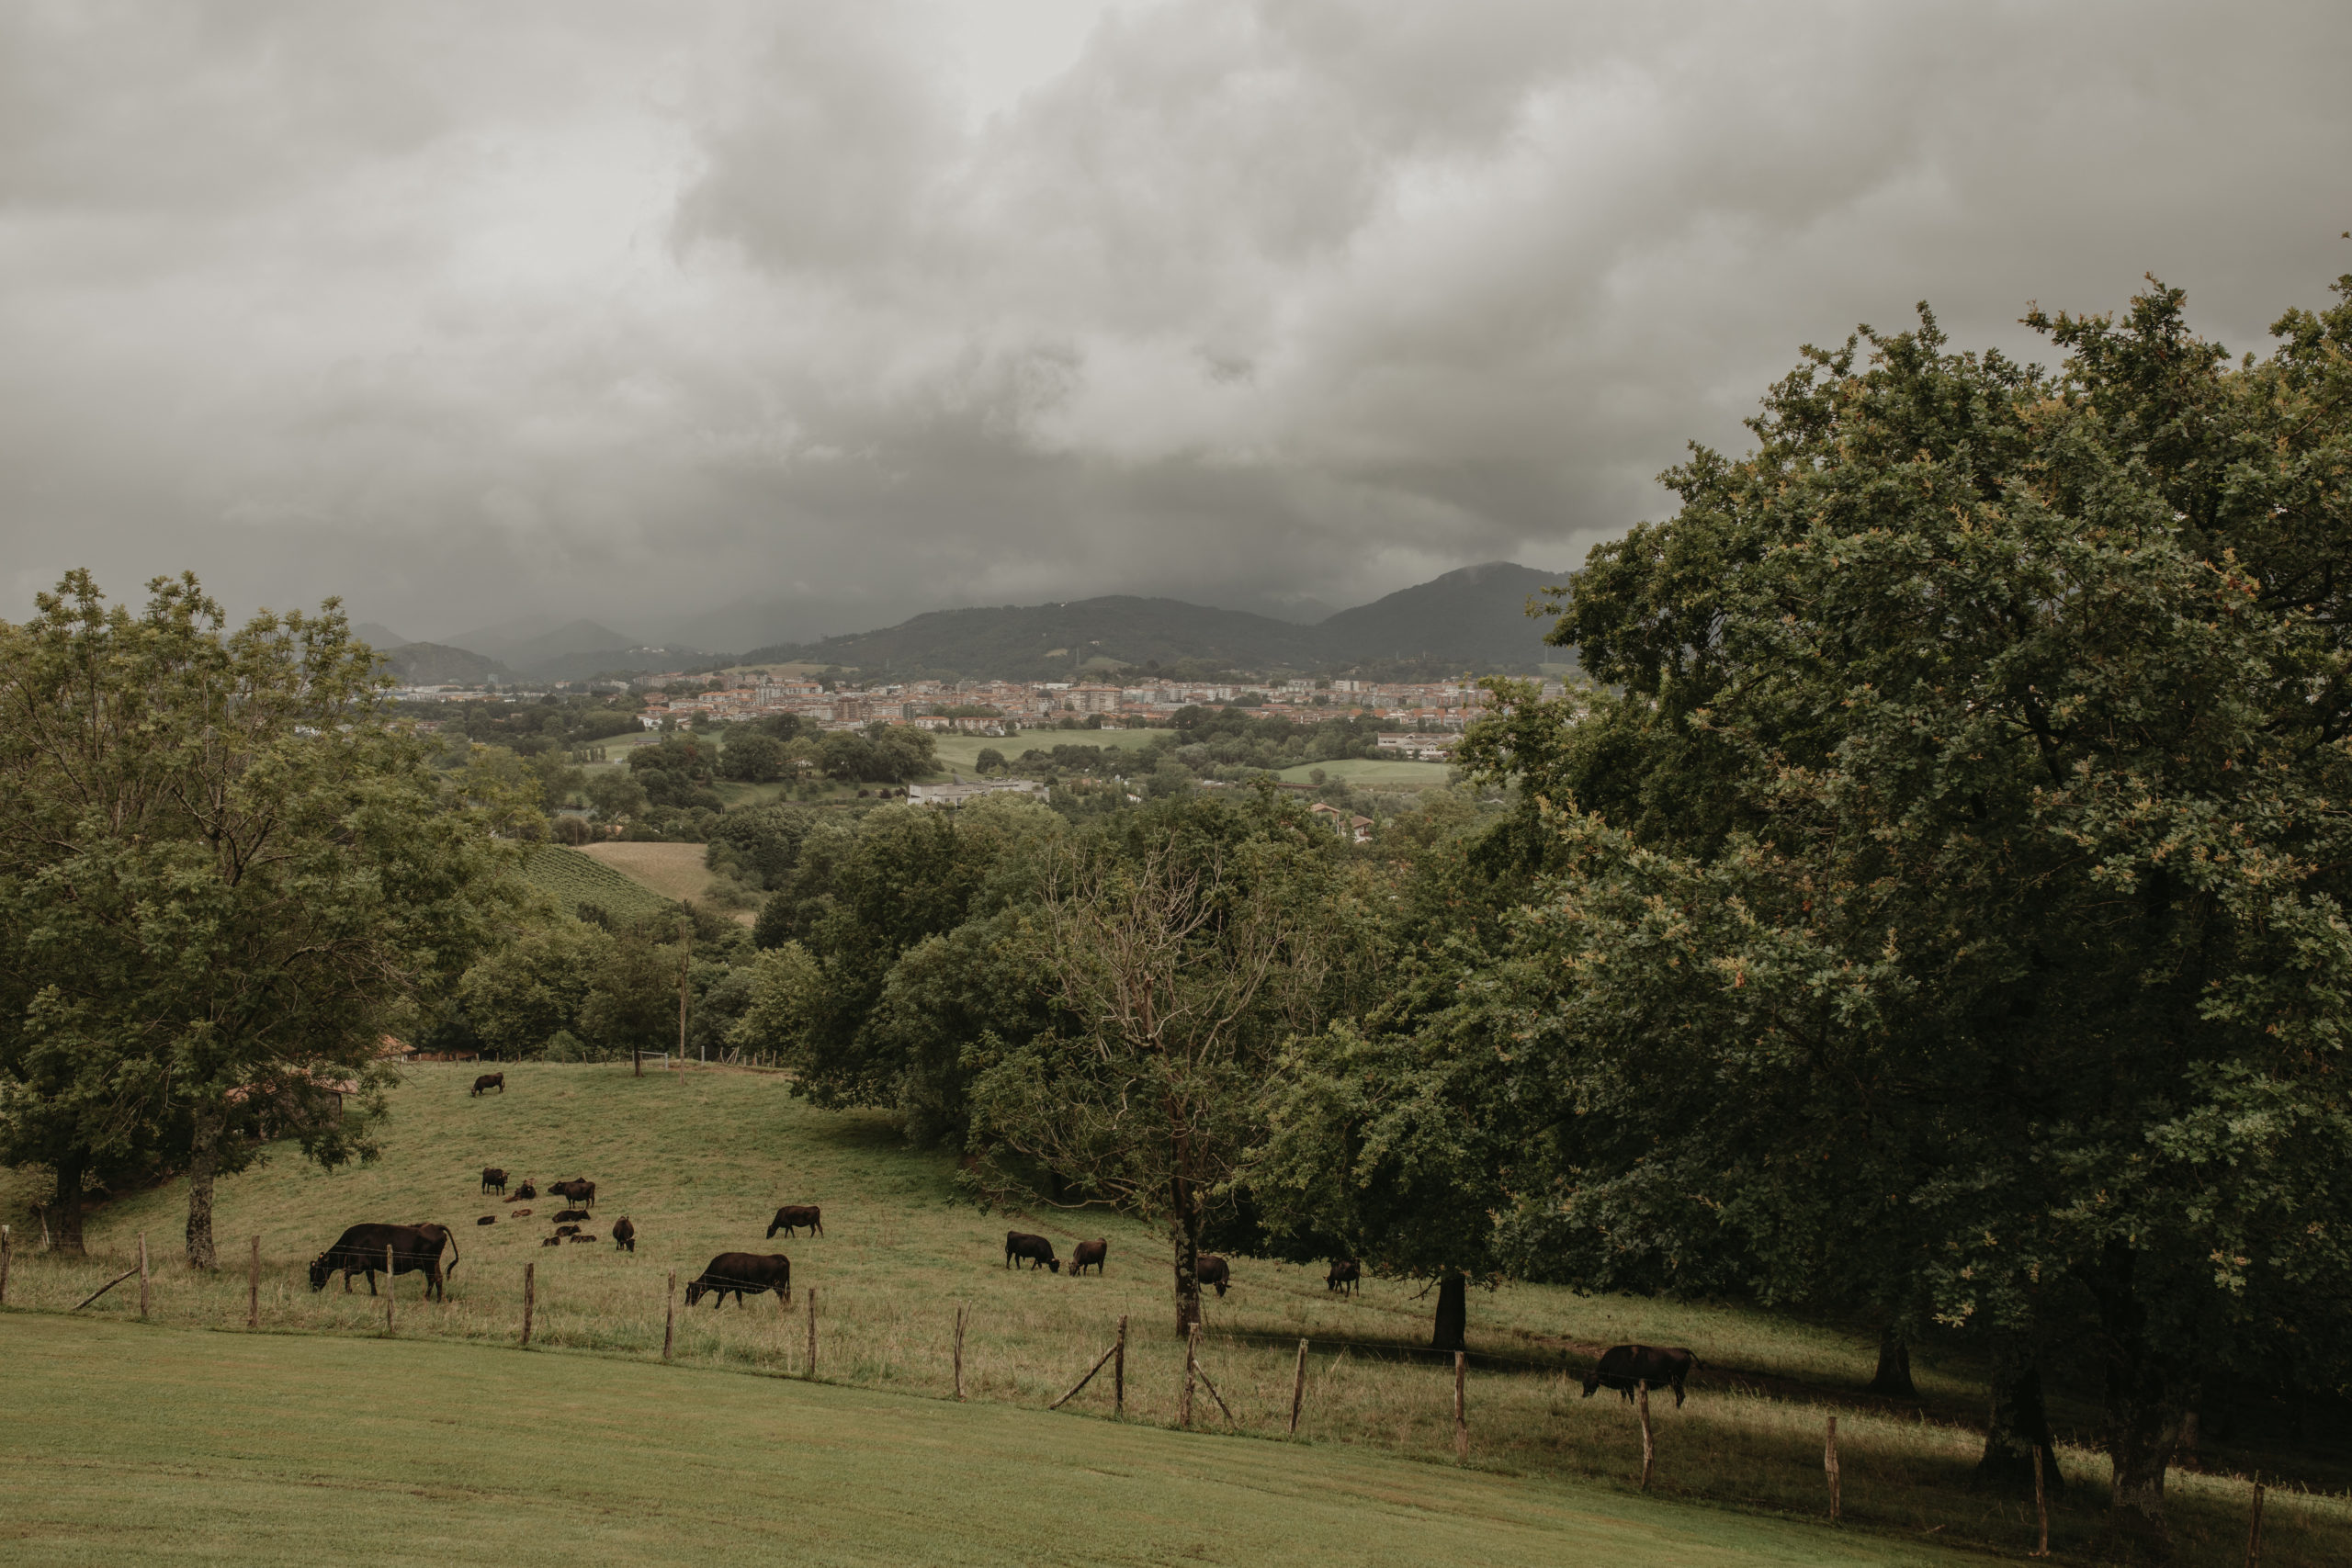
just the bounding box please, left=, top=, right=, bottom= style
left=741, top=562, right=1572, bottom=681
left=353, top=562, right=1573, bottom=687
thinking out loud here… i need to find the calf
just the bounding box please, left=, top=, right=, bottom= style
left=611, top=1217, right=637, bottom=1253
left=481, top=1168, right=508, bottom=1196
left=308, top=1223, right=458, bottom=1301
left=471, top=1073, right=504, bottom=1097
left=1325, top=1259, right=1361, bottom=1295
left=476, top=1215, right=497, bottom=1226
left=554, top=1224, right=582, bottom=1238
left=1005, top=1232, right=1059, bottom=1273
left=765, top=1204, right=824, bottom=1239
left=514, top=1179, right=537, bottom=1201
left=1069, top=1239, right=1108, bottom=1277
left=1582, top=1344, right=1700, bottom=1409
left=509, top=1208, right=532, bottom=1218
left=567, top=1233, right=597, bottom=1245
left=1196, top=1255, right=1231, bottom=1297
left=541, top=1235, right=561, bottom=1247
left=551, top=1208, right=591, bottom=1224
left=684, top=1252, right=792, bottom=1308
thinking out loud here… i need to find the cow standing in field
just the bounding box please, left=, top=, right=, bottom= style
left=309, top=1224, right=459, bottom=1301
left=766, top=1205, right=823, bottom=1239
left=1069, top=1239, right=1108, bottom=1277
left=1005, top=1232, right=1059, bottom=1272
left=1325, top=1259, right=1360, bottom=1295
left=1582, top=1345, right=1701, bottom=1408
left=685, top=1253, right=792, bottom=1307
left=1196, top=1255, right=1231, bottom=1297
left=612, top=1218, right=637, bottom=1253
left=471, top=1073, right=504, bottom=1097
left=481, top=1168, right=507, bottom=1196
left=548, top=1178, right=595, bottom=1208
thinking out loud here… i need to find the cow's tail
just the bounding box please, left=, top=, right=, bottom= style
left=438, top=1224, right=459, bottom=1282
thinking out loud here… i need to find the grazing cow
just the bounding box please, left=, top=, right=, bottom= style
left=1325, top=1259, right=1361, bottom=1295
left=514, top=1179, right=537, bottom=1201
left=568, top=1234, right=597, bottom=1245
left=612, top=1218, right=636, bottom=1253
left=471, top=1073, right=504, bottom=1097
left=481, top=1168, right=507, bottom=1196
left=684, top=1252, right=792, bottom=1308
left=551, top=1208, right=591, bottom=1224
left=1070, top=1239, right=1108, bottom=1277
left=1005, top=1232, right=1060, bottom=1273
left=1196, top=1255, right=1231, bottom=1297
left=541, top=1235, right=561, bottom=1247
left=308, top=1224, right=459, bottom=1301
left=554, top=1224, right=582, bottom=1238
left=1582, top=1344, right=1701, bottom=1409
left=548, top=1178, right=595, bottom=1207
left=476, top=1215, right=496, bottom=1226
left=510, top=1208, right=532, bottom=1218
left=765, top=1204, right=824, bottom=1239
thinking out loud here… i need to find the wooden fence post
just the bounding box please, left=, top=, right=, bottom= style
left=1453, top=1350, right=1469, bottom=1461
left=663, top=1272, right=676, bottom=1362
left=1048, top=1330, right=1126, bottom=1411
left=2245, top=1472, right=2266, bottom=1568
left=2030, top=1445, right=2050, bottom=1556
left=805, top=1285, right=817, bottom=1378
left=138, top=1232, right=150, bottom=1320
left=521, top=1262, right=536, bottom=1348
left=247, top=1235, right=260, bottom=1329
left=1181, top=1325, right=1199, bottom=1429
left=1114, top=1315, right=1127, bottom=1416
left=1288, top=1337, right=1308, bottom=1436
left=1, top=1224, right=12, bottom=1307
left=1636, top=1380, right=1655, bottom=1491
left=384, top=1244, right=395, bottom=1335
left=1824, top=1415, right=1840, bottom=1521
left=954, top=1305, right=967, bottom=1400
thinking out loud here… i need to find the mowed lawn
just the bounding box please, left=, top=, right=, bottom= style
left=575, top=841, right=724, bottom=905
left=0, top=1314, right=1978, bottom=1568
left=3, top=1065, right=2344, bottom=1565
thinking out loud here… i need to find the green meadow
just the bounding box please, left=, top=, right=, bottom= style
left=4, top=1063, right=2343, bottom=1565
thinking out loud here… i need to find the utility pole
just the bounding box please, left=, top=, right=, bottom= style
left=677, top=915, right=691, bottom=1068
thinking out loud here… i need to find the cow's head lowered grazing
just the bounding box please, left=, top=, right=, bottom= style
left=307, top=1254, right=334, bottom=1292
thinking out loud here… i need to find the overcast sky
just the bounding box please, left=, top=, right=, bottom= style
left=3, top=2, right=2347, bottom=649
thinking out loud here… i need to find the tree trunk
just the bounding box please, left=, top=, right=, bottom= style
left=184, top=1100, right=225, bottom=1270
left=49, top=1146, right=87, bottom=1257
left=1975, top=1337, right=2064, bottom=1495
left=2098, top=1247, right=2184, bottom=1559
left=1868, top=1323, right=1918, bottom=1398
left=1171, top=1215, right=1202, bottom=1337
left=1430, top=1270, right=1466, bottom=1352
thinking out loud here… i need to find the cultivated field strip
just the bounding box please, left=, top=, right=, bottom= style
left=4, top=1064, right=2346, bottom=1566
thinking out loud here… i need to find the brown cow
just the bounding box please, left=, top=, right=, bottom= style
left=1005, top=1232, right=1058, bottom=1272
left=481, top=1168, right=507, bottom=1195
left=476, top=1215, right=496, bottom=1226
left=611, top=1217, right=637, bottom=1253
left=540, top=1235, right=561, bottom=1247
left=554, top=1224, right=582, bottom=1238
left=1196, top=1255, right=1231, bottom=1297
left=1069, top=1239, right=1108, bottom=1276
left=1582, top=1345, right=1701, bottom=1408
left=766, top=1205, right=823, bottom=1239
left=470, top=1073, right=504, bottom=1097
left=1325, top=1259, right=1360, bottom=1294
left=567, top=1234, right=597, bottom=1245
left=685, top=1252, right=792, bottom=1307
left=308, top=1224, right=458, bottom=1301
left=548, top=1178, right=595, bottom=1207
left=551, top=1208, right=591, bottom=1224
left=514, top=1179, right=537, bottom=1201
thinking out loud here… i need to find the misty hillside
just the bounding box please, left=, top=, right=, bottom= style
left=740, top=562, right=1571, bottom=680
left=377, top=641, right=513, bottom=686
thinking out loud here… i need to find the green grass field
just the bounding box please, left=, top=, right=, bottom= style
left=5, top=1064, right=2342, bottom=1565
left=1273, top=757, right=1453, bottom=787
left=518, top=844, right=678, bottom=921
left=931, top=728, right=1176, bottom=775
left=3, top=1314, right=1976, bottom=1568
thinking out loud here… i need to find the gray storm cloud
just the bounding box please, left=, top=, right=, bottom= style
left=1, top=0, right=2346, bottom=645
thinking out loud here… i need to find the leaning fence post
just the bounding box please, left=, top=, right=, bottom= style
left=954, top=1305, right=967, bottom=1400
left=1453, top=1350, right=1469, bottom=1461
left=1, top=1224, right=12, bottom=1307
left=248, top=1235, right=260, bottom=1329
left=663, top=1272, right=676, bottom=1362
left=1824, top=1415, right=1840, bottom=1520
left=521, top=1261, right=536, bottom=1348
left=1181, top=1325, right=1199, bottom=1429
left=384, top=1244, right=395, bottom=1335
left=139, top=1232, right=150, bottom=1321
left=2030, top=1444, right=2050, bottom=1557
left=1115, top=1315, right=1127, bottom=1416
left=805, top=1286, right=817, bottom=1378
left=2245, top=1471, right=2266, bottom=1568
left=1636, top=1380, right=1655, bottom=1491
left=1289, top=1337, right=1308, bottom=1436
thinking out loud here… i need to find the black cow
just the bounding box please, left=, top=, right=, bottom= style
left=514, top=1179, right=537, bottom=1201
left=476, top=1215, right=496, bottom=1226
left=1325, top=1259, right=1360, bottom=1294
left=551, top=1208, right=591, bottom=1224
left=1582, top=1344, right=1700, bottom=1409
left=1070, top=1239, right=1108, bottom=1277
left=481, top=1168, right=507, bottom=1195
left=612, top=1217, right=636, bottom=1253
left=548, top=1178, right=595, bottom=1207
left=555, top=1224, right=582, bottom=1238
left=685, top=1252, right=792, bottom=1307
left=1196, top=1255, right=1231, bottom=1297
left=308, top=1223, right=459, bottom=1301
left=766, top=1204, right=824, bottom=1239
left=1005, top=1232, right=1059, bottom=1272
left=541, top=1235, right=561, bottom=1247
left=471, top=1073, right=504, bottom=1097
